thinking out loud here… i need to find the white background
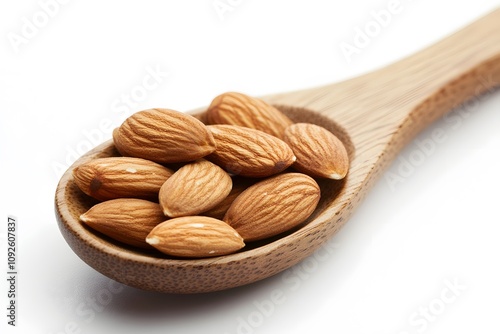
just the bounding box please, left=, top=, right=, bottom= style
left=1, top=0, right=500, bottom=333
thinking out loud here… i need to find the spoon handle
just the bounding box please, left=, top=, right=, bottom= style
left=272, top=8, right=500, bottom=153
left=372, top=7, right=500, bottom=148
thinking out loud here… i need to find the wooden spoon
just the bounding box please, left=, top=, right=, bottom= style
left=55, top=9, right=500, bottom=294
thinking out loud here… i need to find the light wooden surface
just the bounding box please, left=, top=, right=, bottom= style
left=55, top=8, right=500, bottom=293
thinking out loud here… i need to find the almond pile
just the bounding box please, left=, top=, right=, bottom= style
left=74, top=92, right=349, bottom=258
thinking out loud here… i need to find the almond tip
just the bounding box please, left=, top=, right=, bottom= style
left=328, top=172, right=346, bottom=180
left=163, top=208, right=173, bottom=217
left=146, top=237, right=160, bottom=245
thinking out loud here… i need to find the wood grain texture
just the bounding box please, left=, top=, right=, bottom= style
left=55, top=9, right=500, bottom=293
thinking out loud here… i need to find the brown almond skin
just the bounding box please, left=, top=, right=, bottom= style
left=224, top=173, right=320, bottom=242
left=146, top=216, right=245, bottom=258
left=73, top=157, right=174, bottom=201
left=206, top=92, right=293, bottom=139
left=80, top=199, right=166, bottom=249
left=159, top=159, right=232, bottom=217
left=113, top=108, right=216, bottom=163
left=202, top=177, right=256, bottom=220
left=284, top=123, right=349, bottom=179
left=206, top=124, right=296, bottom=177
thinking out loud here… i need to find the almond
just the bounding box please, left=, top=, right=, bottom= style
left=80, top=199, right=166, bottom=249
left=146, top=216, right=245, bottom=258
left=113, top=108, right=216, bottom=163
left=206, top=92, right=293, bottom=138
left=202, top=176, right=256, bottom=220
left=284, top=123, right=349, bottom=179
left=224, top=173, right=320, bottom=241
left=207, top=124, right=296, bottom=177
left=159, top=159, right=232, bottom=217
left=73, top=157, right=173, bottom=201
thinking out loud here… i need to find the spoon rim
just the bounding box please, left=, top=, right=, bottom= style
left=55, top=106, right=354, bottom=292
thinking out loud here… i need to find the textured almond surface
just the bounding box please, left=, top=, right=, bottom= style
left=146, top=216, right=245, bottom=258
left=224, top=173, right=320, bottom=241
left=207, top=124, right=295, bottom=177
left=159, top=159, right=232, bottom=217
left=206, top=92, right=293, bottom=139
left=72, top=157, right=173, bottom=201
left=80, top=199, right=166, bottom=249
left=113, top=108, right=216, bottom=163
left=201, top=177, right=256, bottom=220
left=284, top=123, right=349, bottom=179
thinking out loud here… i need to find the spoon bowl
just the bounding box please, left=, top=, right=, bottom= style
left=55, top=9, right=500, bottom=293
